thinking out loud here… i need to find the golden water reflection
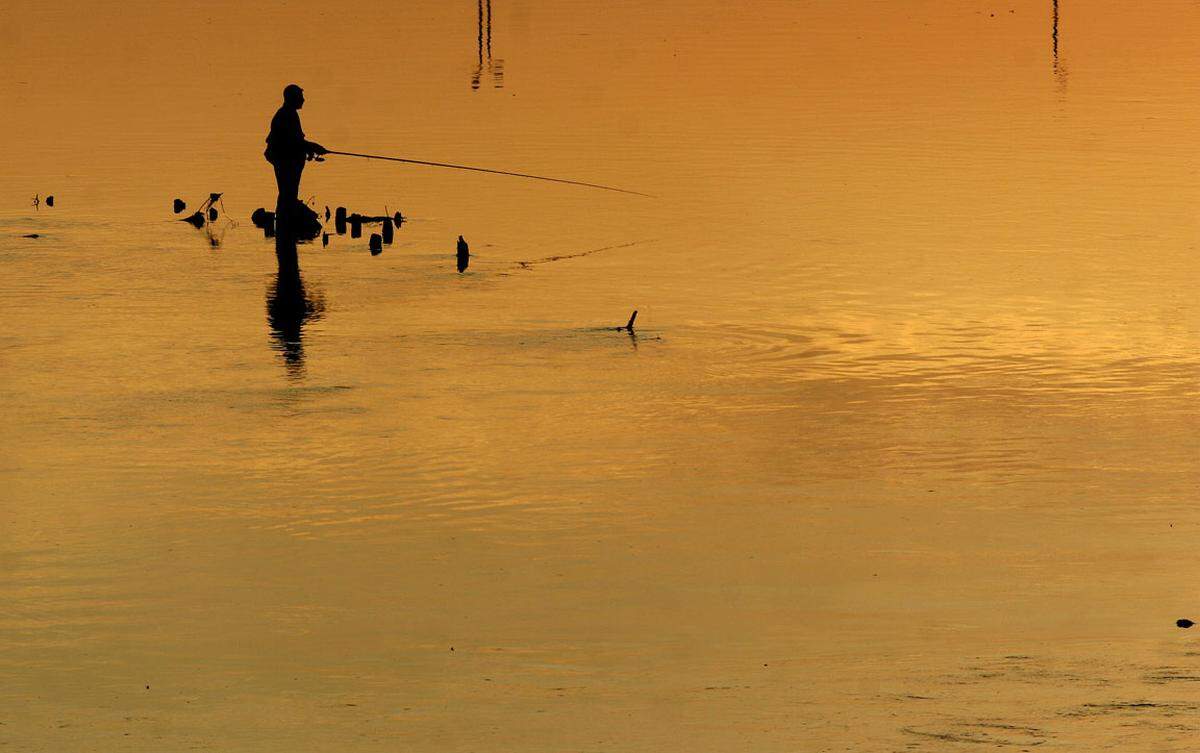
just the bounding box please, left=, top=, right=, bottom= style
left=2, top=1, right=1200, bottom=750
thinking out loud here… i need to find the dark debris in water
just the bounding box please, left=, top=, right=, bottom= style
left=1178, top=619, right=1194, bottom=628
left=1144, top=669, right=1200, bottom=684
left=902, top=722, right=1049, bottom=746
left=1061, top=701, right=1200, bottom=718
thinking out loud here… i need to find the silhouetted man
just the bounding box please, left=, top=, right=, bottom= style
left=265, top=84, right=326, bottom=231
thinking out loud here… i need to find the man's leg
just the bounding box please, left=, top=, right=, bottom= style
left=273, top=160, right=304, bottom=231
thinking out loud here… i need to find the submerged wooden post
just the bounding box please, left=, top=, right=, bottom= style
left=456, top=235, right=469, bottom=273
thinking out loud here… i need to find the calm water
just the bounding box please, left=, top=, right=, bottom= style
left=3, top=1, right=1200, bottom=750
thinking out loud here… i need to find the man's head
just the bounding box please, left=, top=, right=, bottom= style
left=283, top=84, right=305, bottom=109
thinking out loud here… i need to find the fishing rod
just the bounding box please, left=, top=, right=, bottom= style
left=326, top=150, right=653, bottom=198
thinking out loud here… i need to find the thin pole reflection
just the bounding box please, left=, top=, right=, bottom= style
left=472, top=0, right=504, bottom=90
left=1052, top=0, right=1067, bottom=90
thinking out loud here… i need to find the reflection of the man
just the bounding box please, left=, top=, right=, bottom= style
left=266, top=233, right=325, bottom=379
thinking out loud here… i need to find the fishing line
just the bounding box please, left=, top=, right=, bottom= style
left=326, top=150, right=654, bottom=198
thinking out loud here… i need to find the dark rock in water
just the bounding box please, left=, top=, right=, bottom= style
left=456, top=235, right=469, bottom=273
left=393, top=211, right=404, bottom=226
left=207, top=207, right=218, bottom=222
left=208, top=192, right=222, bottom=204
left=281, top=201, right=323, bottom=241
left=45, top=195, right=55, bottom=207
left=350, top=214, right=363, bottom=239
left=251, top=207, right=273, bottom=228
left=1179, top=619, right=1195, bottom=629
left=325, top=206, right=331, bottom=221
left=335, top=206, right=347, bottom=224
left=173, top=198, right=186, bottom=214
left=322, top=233, right=329, bottom=248
left=182, top=211, right=206, bottom=228
left=369, top=233, right=383, bottom=254
left=382, top=218, right=394, bottom=244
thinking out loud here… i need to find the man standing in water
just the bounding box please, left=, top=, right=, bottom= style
left=265, top=84, right=326, bottom=230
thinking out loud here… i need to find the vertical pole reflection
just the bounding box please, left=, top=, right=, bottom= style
left=1052, top=0, right=1058, bottom=66
left=266, top=233, right=325, bottom=380
left=471, top=0, right=504, bottom=90
left=473, top=0, right=483, bottom=90
left=1051, top=0, right=1066, bottom=89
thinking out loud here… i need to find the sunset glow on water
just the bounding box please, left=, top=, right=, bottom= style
left=3, top=1, right=1200, bottom=749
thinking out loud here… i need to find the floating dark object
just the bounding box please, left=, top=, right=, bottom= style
left=335, top=206, right=347, bottom=224
left=1179, top=619, right=1195, bottom=629
left=456, top=235, right=469, bottom=273
left=173, top=198, right=186, bottom=214
left=182, top=211, right=206, bottom=228
left=45, top=195, right=54, bottom=207
left=283, top=202, right=323, bottom=240
left=322, top=233, right=329, bottom=248
left=350, top=214, right=363, bottom=239
left=382, top=217, right=394, bottom=244
left=207, top=206, right=218, bottom=222
left=208, top=192, right=222, bottom=204
left=251, top=207, right=274, bottom=228
left=621, top=310, right=638, bottom=331
left=394, top=211, right=404, bottom=226
left=325, top=206, right=331, bottom=221
left=23, top=233, right=40, bottom=239
left=369, top=233, right=383, bottom=254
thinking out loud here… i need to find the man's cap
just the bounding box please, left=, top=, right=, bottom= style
left=283, top=84, right=304, bottom=99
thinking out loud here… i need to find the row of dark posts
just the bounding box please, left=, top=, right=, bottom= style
left=176, top=195, right=469, bottom=271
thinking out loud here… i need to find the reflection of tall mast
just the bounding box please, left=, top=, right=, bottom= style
left=1051, top=0, right=1058, bottom=66
left=1051, top=0, right=1067, bottom=90
left=471, top=0, right=504, bottom=90
left=472, top=0, right=483, bottom=89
